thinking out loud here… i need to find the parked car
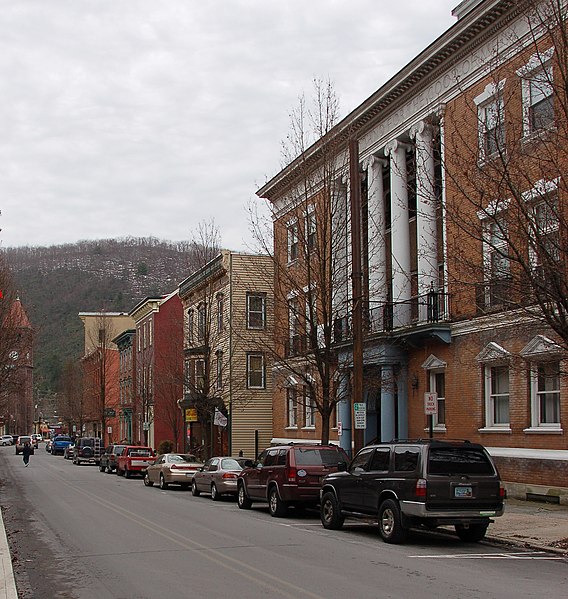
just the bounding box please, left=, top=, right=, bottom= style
left=237, top=444, right=349, bottom=517
left=192, top=456, right=248, bottom=500
left=144, top=453, right=202, bottom=490
left=99, top=444, right=128, bottom=473
left=319, top=439, right=505, bottom=544
left=1, top=435, right=13, bottom=446
left=63, top=444, right=75, bottom=459
left=116, top=446, right=155, bottom=478
left=73, top=437, right=103, bottom=465
left=15, top=436, right=35, bottom=455
left=31, top=434, right=43, bottom=444
left=51, top=435, right=73, bottom=456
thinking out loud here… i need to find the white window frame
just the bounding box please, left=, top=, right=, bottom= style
left=247, top=353, right=265, bottom=389
left=195, top=359, right=206, bottom=392
left=517, top=48, right=555, bottom=138
left=484, top=363, right=510, bottom=429
left=428, top=369, right=446, bottom=430
left=286, top=387, right=298, bottom=428
left=303, top=387, right=316, bottom=428
left=305, top=205, right=316, bottom=251
left=247, top=293, right=266, bottom=329
left=287, top=218, right=299, bottom=263
left=481, top=214, right=510, bottom=307
left=474, top=79, right=506, bottom=162
left=216, top=294, right=224, bottom=334
left=529, top=361, right=561, bottom=430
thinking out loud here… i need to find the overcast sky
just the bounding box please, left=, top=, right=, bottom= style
left=0, top=0, right=458, bottom=251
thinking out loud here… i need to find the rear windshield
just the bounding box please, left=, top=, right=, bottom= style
left=55, top=436, right=71, bottom=442
left=294, top=448, right=346, bottom=467
left=128, top=448, right=153, bottom=457
left=428, top=447, right=496, bottom=475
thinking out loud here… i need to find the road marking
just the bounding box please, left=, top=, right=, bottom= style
left=408, top=551, right=564, bottom=560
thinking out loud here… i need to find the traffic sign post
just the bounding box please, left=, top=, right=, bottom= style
left=424, top=392, right=438, bottom=439
left=353, top=403, right=366, bottom=430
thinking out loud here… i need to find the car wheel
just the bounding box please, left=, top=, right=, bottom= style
left=125, top=468, right=131, bottom=478
left=106, top=464, right=113, bottom=474
left=268, top=487, right=288, bottom=518
left=143, top=473, right=154, bottom=487
left=191, top=480, right=201, bottom=496
left=237, top=483, right=252, bottom=509
left=159, top=474, right=169, bottom=490
left=320, top=491, right=344, bottom=530
left=211, top=483, right=220, bottom=501
left=117, top=467, right=124, bottom=476
left=455, top=522, right=488, bottom=543
left=378, top=499, right=408, bottom=544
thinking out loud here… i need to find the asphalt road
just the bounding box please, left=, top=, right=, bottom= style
left=1, top=446, right=567, bottom=599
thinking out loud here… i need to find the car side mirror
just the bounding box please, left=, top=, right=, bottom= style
left=337, top=461, right=347, bottom=472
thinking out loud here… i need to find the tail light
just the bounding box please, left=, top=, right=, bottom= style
left=499, top=483, right=506, bottom=499
left=223, top=472, right=238, bottom=480
left=286, top=466, right=297, bottom=483
left=415, top=478, right=427, bottom=498
left=171, top=464, right=179, bottom=470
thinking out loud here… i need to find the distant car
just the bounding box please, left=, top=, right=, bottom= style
left=31, top=434, right=43, bottom=444
left=99, top=444, right=128, bottom=473
left=192, top=456, right=248, bottom=500
left=116, top=446, right=155, bottom=478
left=73, top=437, right=104, bottom=465
left=144, top=453, right=203, bottom=490
left=1, top=435, right=13, bottom=446
left=51, top=435, right=73, bottom=456
left=15, top=436, right=35, bottom=455
left=63, top=444, right=75, bottom=459
left=237, top=444, right=349, bottom=517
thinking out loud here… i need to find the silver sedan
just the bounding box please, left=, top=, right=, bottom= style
left=143, top=453, right=203, bottom=490
left=191, top=457, right=248, bottom=500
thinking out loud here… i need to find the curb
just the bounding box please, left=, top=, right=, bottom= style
left=485, top=533, right=568, bottom=556
left=0, top=508, right=18, bottom=599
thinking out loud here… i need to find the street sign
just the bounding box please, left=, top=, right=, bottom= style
left=354, top=403, right=367, bottom=429
left=337, top=421, right=342, bottom=436
left=185, top=408, right=198, bottom=422
left=424, top=392, right=438, bottom=415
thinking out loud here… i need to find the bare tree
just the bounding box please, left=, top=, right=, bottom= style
left=252, top=78, right=361, bottom=444
left=443, top=0, right=568, bottom=355
left=58, top=359, right=85, bottom=436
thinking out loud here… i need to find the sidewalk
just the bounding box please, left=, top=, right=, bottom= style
left=0, top=508, right=17, bottom=599
left=486, top=497, right=568, bottom=554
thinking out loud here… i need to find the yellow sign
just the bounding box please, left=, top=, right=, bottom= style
left=185, top=408, right=198, bottom=422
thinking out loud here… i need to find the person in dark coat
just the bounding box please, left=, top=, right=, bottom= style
left=22, top=442, right=32, bottom=467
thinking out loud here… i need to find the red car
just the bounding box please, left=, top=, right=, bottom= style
left=116, top=446, right=155, bottom=478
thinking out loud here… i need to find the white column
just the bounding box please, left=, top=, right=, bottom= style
left=364, top=155, right=388, bottom=331
left=410, top=121, right=438, bottom=296
left=384, top=139, right=411, bottom=327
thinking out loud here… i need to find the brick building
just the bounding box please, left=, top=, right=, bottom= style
left=258, top=0, right=568, bottom=502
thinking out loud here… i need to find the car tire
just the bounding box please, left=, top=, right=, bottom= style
left=237, top=484, right=252, bottom=510
left=268, top=486, right=288, bottom=518
left=455, top=522, right=488, bottom=543
left=320, top=491, right=344, bottom=530
left=211, top=483, right=220, bottom=501
left=125, top=468, right=131, bottom=478
left=191, top=480, right=201, bottom=496
left=116, top=467, right=124, bottom=476
left=159, top=474, right=169, bottom=490
left=378, top=499, right=408, bottom=544
left=99, top=463, right=105, bottom=472
left=106, top=464, right=113, bottom=474
left=143, top=473, right=154, bottom=487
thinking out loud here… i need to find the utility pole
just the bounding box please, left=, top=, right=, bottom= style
left=349, top=138, right=365, bottom=455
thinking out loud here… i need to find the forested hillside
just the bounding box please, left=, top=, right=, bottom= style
left=3, top=237, right=195, bottom=393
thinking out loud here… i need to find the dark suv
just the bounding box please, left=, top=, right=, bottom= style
left=237, top=444, right=349, bottom=517
left=320, top=439, right=504, bottom=544
left=72, top=437, right=103, bottom=465
left=99, top=444, right=128, bottom=473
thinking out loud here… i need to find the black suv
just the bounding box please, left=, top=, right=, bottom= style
left=72, top=437, right=103, bottom=465
left=237, top=444, right=349, bottom=517
left=320, top=439, right=504, bottom=544
left=99, top=444, right=128, bottom=473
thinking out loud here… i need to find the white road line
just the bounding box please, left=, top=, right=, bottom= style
left=409, top=551, right=564, bottom=560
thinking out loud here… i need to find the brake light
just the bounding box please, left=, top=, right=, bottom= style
left=416, top=478, right=427, bottom=498
left=286, top=466, right=297, bottom=483
left=223, top=472, right=238, bottom=480
left=171, top=464, right=179, bottom=469
left=499, top=483, right=506, bottom=499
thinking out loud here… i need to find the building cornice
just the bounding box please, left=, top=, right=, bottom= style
left=257, top=0, right=524, bottom=202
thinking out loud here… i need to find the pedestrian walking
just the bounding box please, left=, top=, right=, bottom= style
left=22, top=442, right=32, bottom=467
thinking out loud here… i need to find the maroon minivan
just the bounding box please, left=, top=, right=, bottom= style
left=237, top=444, right=349, bottom=517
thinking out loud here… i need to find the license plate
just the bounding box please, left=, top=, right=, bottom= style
left=454, top=485, right=472, bottom=498
left=132, top=460, right=149, bottom=467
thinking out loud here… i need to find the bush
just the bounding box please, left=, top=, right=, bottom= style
left=157, top=439, right=174, bottom=455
